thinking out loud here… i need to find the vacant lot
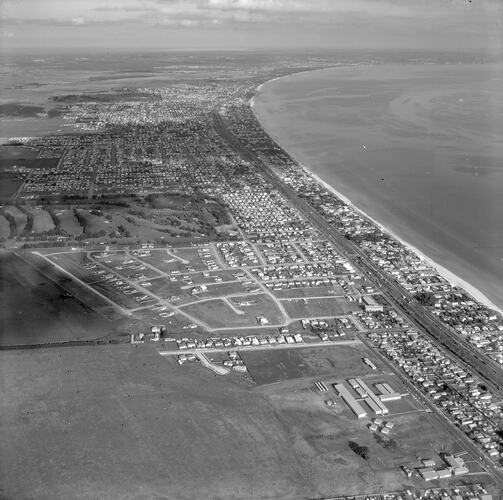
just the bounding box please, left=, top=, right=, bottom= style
left=145, top=276, right=192, bottom=301
left=271, top=285, right=345, bottom=299
left=190, top=281, right=254, bottom=300
left=136, top=247, right=215, bottom=273
left=91, top=251, right=162, bottom=281
left=0, top=345, right=315, bottom=499
left=282, top=297, right=361, bottom=318
left=241, top=343, right=370, bottom=385
left=180, top=294, right=284, bottom=329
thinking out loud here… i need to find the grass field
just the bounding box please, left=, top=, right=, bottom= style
left=91, top=251, right=162, bottom=281
left=144, top=276, right=192, bottom=301
left=190, top=281, right=254, bottom=300
left=270, top=285, right=346, bottom=299
left=135, top=247, right=216, bottom=273
left=282, top=297, right=361, bottom=318
left=241, top=344, right=371, bottom=385
left=187, top=269, right=238, bottom=285
left=54, top=209, right=83, bottom=235
left=0, top=345, right=315, bottom=499
left=180, top=293, right=284, bottom=329
left=31, top=207, right=55, bottom=233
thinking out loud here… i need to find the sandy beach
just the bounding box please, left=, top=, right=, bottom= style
left=252, top=66, right=503, bottom=315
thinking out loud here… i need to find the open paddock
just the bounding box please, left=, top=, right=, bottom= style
left=180, top=294, right=285, bottom=329
left=241, top=343, right=369, bottom=386
left=229, top=293, right=286, bottom=322
left=90, top=251, right=162, bottom=281
left=186, top=269, right=240, bottom=285
left=188, top=281, right=255, bottom=300
left=261, top=383, right=476, bottom=496
left=270, top=285, right=346, bottom=299
left=282, top=297, right=361, bottom=319
left=1, top=345, right=315, bottom=499
left=134, top=308, right=204, bottom=334
left=143, top=276, right=193, bottom=302
left=134, top=247, right=217, bottom=273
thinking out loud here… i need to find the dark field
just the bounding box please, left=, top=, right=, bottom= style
left=241, top=343, right=370, bottom=385
left=0, top=103, right=45, bottom=117
left=0, top=174, right=23, bottom=197
left=0, top=252, right=121, bottom=346
left=0, top=157, right=60, bottom=171
left=0, top=145, right=40, bottom=160
left=282, top=297, right=361, bottom=318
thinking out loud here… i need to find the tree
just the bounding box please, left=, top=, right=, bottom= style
left=348, top=441, right=369, bottom=460
left=415, top=291, right=436, bottom=307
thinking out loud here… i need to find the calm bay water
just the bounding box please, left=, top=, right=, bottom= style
left=254, top=63, right=503, bottom=309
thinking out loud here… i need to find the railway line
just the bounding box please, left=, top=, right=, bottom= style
left=212, top=110, right=503, bottom=396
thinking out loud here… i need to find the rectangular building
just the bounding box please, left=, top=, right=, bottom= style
left=362, top=295, right=384, bottom=312
left=364, top=397, right=383, bottom=415
left=334, top=383, right=367, bottom=418
left=356, top=378, right=389, bottom=415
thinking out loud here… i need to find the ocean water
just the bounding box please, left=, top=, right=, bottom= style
left=254, top=63, right=503, bottom=309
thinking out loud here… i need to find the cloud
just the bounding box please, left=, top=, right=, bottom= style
left=1, top=0, right=500, bottom=41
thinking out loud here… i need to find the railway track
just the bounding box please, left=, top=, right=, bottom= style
left=212, top=110, right=503, bottom=395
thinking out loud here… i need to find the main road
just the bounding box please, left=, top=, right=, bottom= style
left=212, top=111, right=503, bottom=396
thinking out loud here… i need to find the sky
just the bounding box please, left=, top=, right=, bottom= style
left=1, top=0, right=502, bottom=52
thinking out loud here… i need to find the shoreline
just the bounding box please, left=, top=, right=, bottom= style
left=251, top=68, right=503, bottom=315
